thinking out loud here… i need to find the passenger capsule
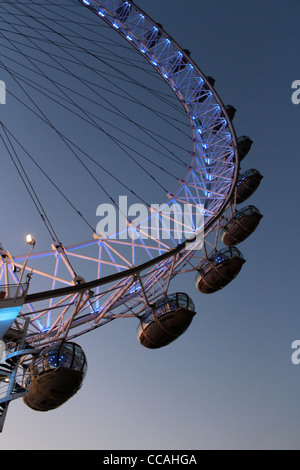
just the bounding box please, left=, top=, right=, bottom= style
left=236, top=169, right=263, bottom=204
left=222, top=205, right=263, bottom=246
left=206, top=76, right=215, bottom=87
left=137, top=293, right=196, bottom=349
left=237, top=136, right=253, bottom=161
left=225, top=105, right=236, bottom=121
left=23, top=342, right=87, bottom=412
left=195, top=247, right=245, bottom=294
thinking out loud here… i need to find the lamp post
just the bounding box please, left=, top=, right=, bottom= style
left=15, top=235, right=36, bottom=300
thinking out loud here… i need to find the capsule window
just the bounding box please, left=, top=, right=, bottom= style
left=30, top=342, right=87, bottom=377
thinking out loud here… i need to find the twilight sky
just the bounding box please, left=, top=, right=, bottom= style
left=0, top=0, right=299, bottom=450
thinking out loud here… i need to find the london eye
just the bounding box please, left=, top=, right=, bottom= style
left=0, top=0, right=263, bottom=431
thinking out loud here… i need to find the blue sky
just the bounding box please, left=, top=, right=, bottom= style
left=0, top=0, right=299, bottom=449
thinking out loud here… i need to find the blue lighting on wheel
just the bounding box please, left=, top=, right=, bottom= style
left=129, top=285, right=141, bottom=294
left=2, top=0, right=239, bottom=357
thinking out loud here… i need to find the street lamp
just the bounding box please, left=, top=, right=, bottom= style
left=26, top=234, right=36, bottom=246
left=15, top=235, right=36, bottom=299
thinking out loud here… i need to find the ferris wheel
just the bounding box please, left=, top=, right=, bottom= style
left=0, top=0, right=263, bottom=431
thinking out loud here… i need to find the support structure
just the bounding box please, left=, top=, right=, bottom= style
left=0, top=319, right=37, bottom=432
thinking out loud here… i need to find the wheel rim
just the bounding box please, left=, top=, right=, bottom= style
left=0, top=0, right=239, bottom=347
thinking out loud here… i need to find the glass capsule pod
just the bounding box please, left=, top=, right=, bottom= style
left=195, top=247, right=246, bottom=294
left=237, top=136, right=253, bottom=161
left=236, top=169, right=263, bottom=204
left=23, top=342, right=87, bottom=412
left=225, top=105, right=236, bottom=121
left=206, top=76, right=215, bottom=87
left=137, top=293, right=196, bottom=349
left=222, top=205, right=263, bottom=246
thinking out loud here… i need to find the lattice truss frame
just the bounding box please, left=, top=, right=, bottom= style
left=1, top=0, right=239, bottom=348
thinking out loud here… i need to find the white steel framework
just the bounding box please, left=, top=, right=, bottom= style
left=0, top=0, right=239, bottom=349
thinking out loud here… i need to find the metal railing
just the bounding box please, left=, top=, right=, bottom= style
left=0, top=283, right=29, bottom=301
